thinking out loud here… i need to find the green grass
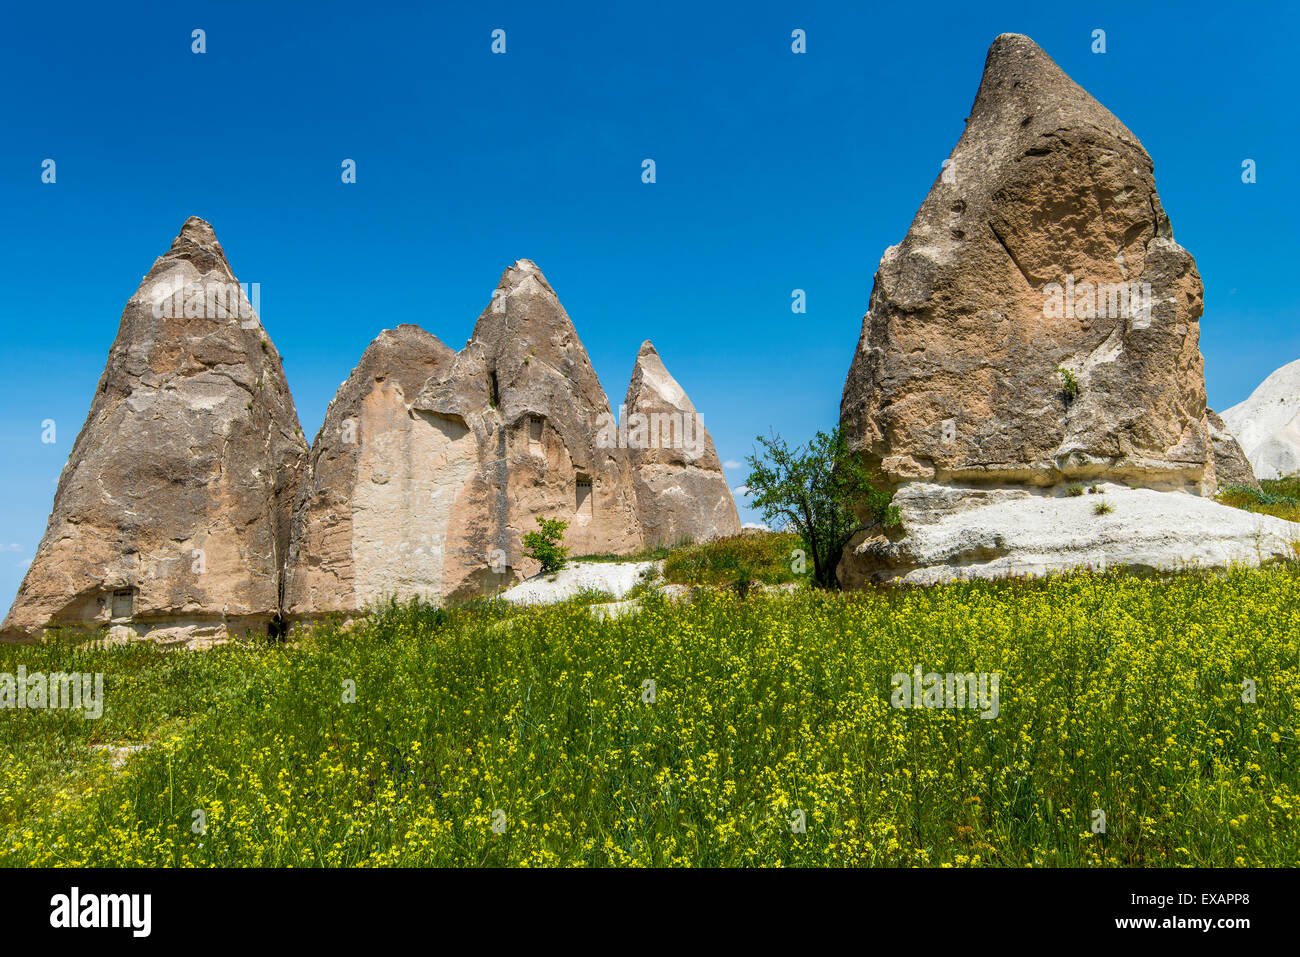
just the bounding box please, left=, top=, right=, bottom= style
left=3, top=565, right=1299, bottom=867
left=564, top=588, right=619, bottom=607
left=1218, top=477, right=1300, bottom=524
left=661, top=531, right=811, bottom=588
left=569, top=545, right=676, bottom=564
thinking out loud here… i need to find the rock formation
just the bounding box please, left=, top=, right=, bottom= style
left=285, top=270, right=747, bottom=619
left=1, top=217, right=307, bottom=643
left=837, top=481, right=1298, bottom=588
left=405, top=259, right=645, bottom=599
left=1221, top=359, right=1300, bottom=480
left=838, top=35, right=1297, bottom=585
left=841, top=33, right=1211, bottom=492
left=621, top=341, right=740, bottom=547
left=283, top=325, right=458, bottom=616
left=5, top=234, right=746, bottom=637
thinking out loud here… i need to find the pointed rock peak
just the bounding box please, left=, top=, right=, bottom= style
left=177, top=215, right=218, bottom=245
left=628, top=341, right=692, bottom=413
left=499, top=258, right=551, bottom=289
left=839, top=30, right=1208, bottom=515
left=2, top=217, right=306, bottom=641
left=151, top=215, right=231, bottom=280
left=970, top=33, right=1139, bottom=149
left=982, top=33, right=1051, bottom=74
left=480, top=259, right=563, bottom=321
left=368, top=323, right=449, bottom=353
left=623, top=342, right=738, bottom=546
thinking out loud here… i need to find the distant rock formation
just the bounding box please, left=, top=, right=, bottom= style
left=1, top=217, right=307, bottom=643
left=838, top=35, right=1295, bottom=586
left=408, top=259, right=646, bottom=599
left=622, top=341, right=740, bottom=547
left=1206, top=410, right=1260, bottom=489
left=1221, top=359, right=1300, bottom=480
left=4, top=232, right=746, bottom=639
left=283, top=325, right=457, bottom=616
left=284, top=278, right=743, bottom=620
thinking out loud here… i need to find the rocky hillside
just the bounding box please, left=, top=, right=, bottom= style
left=1222, top=358, right=1300, bottom=480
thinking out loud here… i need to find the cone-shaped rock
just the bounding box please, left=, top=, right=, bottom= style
left=1221, top=359, right=1300, bottom=480
left=835, top=37, right=1297, bottom=587
left=283, top=325, right=459, bottom=615
left=840, top=34, right=1212, bottom=491
left=2, top=217, right=307, bottom=642
left=411, top=260, right=644, bottom=596
left=622, top=341, right=740, bottom=546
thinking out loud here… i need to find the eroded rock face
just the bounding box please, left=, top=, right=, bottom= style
left=1221, top=359, right=1300, bottom=480
left=840, top=33, right=1212, bottom=493
left=411, top=260, right=644, bottom=598
left=1, top=217, right=307, bottom=641
left=622, top=341, right=740, bottom=546
left=283, top=325, right=459, bottom=616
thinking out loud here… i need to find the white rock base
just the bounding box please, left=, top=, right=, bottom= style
left=839, top=482, right=1300, bottom=587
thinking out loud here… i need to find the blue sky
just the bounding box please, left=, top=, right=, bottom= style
left=2, top=0, right=1298, bottom=605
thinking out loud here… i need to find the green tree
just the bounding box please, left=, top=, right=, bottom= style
left=522, top=516, right=570, bottom=574
left=744, top=426, right=898, bottom=590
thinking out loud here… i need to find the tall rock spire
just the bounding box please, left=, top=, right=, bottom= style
left=283, top=325, right=458, bottom=615
left=623, top=340, right=740, bottom=546
left=410, top=259, right=644, bottom=597
left=840, top=34, right=1211, bottom=493
left=1, top=217, right=307, bottom=642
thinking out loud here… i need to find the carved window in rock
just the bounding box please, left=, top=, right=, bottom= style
left=528, top=415, right=544, bottom=455
left=575, top=474, right=593, bottom=516
left=110, top=588, right=135, bottom=620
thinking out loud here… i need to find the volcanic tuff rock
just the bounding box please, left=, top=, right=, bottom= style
left=6, top=236, right=744, bottom=633
left=840, top=34, right=1212, bottom=493
left=1, top=217, right=307, bottom=643
left=834, top=34, right=1267, bottom=586
left=622, top=341, right=740, bottom=547
left=837, top=482, right=1300, bottom=588
left=409, top=259, right=645, bottom=597
left=1221, top=359, right=1300, bottom=480
left=283, top=325, right=458, bottom=615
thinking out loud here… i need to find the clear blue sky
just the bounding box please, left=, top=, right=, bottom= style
left=2, top=0, right=1297, bottom=605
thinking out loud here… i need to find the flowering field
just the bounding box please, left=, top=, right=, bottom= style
left=2, top=565, right=1299, bottom=867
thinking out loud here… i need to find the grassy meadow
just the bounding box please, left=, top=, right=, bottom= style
left=2, top=552, right=1299, bottom=867
left=1218, top=477, right=1300, bottom=524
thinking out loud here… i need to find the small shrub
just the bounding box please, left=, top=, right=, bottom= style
left=1093, top=501, right=1114, bottom=516
left=522, top=517, right=569, bottom=573
left=1066, top=484, right=1085, bottom=497
left=745, top=425, right=897, bottom=590
left=1058, top=367, right=1080, bottom=405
